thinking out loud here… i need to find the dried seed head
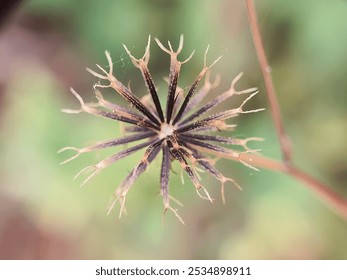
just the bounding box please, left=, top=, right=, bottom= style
left=60, top=36, right=263, bottom=224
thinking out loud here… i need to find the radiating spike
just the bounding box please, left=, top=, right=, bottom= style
left=108, top=139, right=163, bottom=217
left=172, top=50, right=222, bottom=125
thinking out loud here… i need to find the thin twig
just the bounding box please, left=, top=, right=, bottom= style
left=244, top=0, right=347, bottom=220
left=245, top=0, right=291, bottom=163
left=287, top=166, right=347, bottom=218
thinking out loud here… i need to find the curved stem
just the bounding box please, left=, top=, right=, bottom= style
left=287, top=165, right=347, bottom=218
left=245, top=0, right=291, bottom=163
left=243, top=0, right=347, bottom=220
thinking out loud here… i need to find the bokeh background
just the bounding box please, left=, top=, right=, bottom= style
left=1, top=0, right=347, bottom=259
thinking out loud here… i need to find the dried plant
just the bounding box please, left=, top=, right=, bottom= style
left=59, top=35, right=264, bottom=223
left=59, top=0, right=347, bottom=223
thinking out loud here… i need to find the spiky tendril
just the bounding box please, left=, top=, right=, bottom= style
left=59, top=35, right=264, bottom=224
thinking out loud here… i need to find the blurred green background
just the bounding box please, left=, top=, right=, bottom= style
left=0, top=0, right=347, bottom=259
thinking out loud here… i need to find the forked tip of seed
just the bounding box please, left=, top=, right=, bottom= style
left=106, top=200, right=117, bottom=216
left=85, top=67, right=93, bottom=73
left=177, top=34, right=184, bottom=53
left=69, top=87, right=80, bottom=98
left=122, top=43, right=130, bottom=53
left=57, top=146, right=77, bottom=154
left=231, top=72, right=244, bottom=88
left=163, top=204, right=185, bottom=225
left=61, top=108, right=81, bottom=114
left=209, top=55, right=223, bottom=68
left=196, top=185, right=214, bottom=203
left=146, top=34, right=151, bottom=46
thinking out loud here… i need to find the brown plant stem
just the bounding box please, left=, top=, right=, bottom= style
left=245, top=0, right=291, bottom=163
left=286, top=166, right=347, bottom=218
left=239, top=0, right=347, bottom=220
